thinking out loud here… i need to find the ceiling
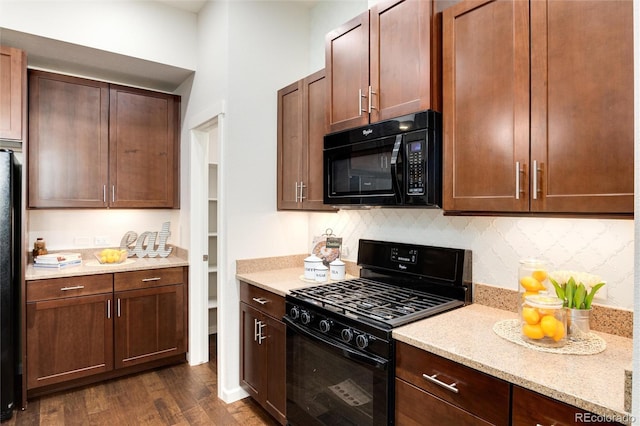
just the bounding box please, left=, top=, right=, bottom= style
left=157, top=0, right=207, bottom=13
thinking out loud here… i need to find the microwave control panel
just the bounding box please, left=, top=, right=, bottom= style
left=406, top=141, right=425, bottom=195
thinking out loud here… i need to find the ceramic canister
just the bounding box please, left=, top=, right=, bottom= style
left=329, top=259, right=346, bottom=281
left=314, top=264, right=329, bottom=283
left=304, top=254, right=323, bottom=280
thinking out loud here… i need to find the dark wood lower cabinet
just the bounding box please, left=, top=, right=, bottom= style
left=26, top=292, right=113, bottom=389
left=115, top=284, right=185, bottom=369
left=395, top=341, right=624, bottom=426
left=25, top=267, right=188, bottom=398
left=239, top=282, right=286, bottom=425
left=512, top=386, right=624, bottom=426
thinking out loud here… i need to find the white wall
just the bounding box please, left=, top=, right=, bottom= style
left=309, top=211, right=633, bottom=308
left=0, top=0, right=197, bottom=70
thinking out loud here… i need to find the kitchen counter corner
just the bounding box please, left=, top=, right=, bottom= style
left=393, top=304, right=633, bottom=423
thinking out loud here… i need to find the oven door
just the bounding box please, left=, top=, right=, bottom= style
left=284, top=317, right=392, bottom=426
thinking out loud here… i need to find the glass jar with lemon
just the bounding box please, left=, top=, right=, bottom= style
left=518, top=258, right=549, bottom=299
left=521, top=294, right=567, bottom=347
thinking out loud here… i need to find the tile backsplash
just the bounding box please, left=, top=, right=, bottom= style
left=310, top=210, right=634, bottom=310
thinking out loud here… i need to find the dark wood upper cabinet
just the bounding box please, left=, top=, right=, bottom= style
left=28, top=71, right=110, bottom=208
left=0, top=46, right=27, bottom=141
left=443, top=0, right=633, bottom=215
left=109, top=85, right=179, bottom=208
left=326, top=0, right=441, bottom=133
left=277, top=69, right=335, bottom=211
left=529, top=0, right=634, bottom=214
left=28, top=70, right=180, bottom=209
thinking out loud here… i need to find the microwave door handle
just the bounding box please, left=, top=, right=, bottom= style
left=390, top=135, right=403, bottom=204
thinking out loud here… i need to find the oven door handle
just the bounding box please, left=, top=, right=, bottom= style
left=389, top=134, right=403, bottom=204
left=284, top=316, right=389, bottom=370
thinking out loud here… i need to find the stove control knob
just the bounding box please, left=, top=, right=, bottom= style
left=300, top=311, right=313, bottom=325
left=356, top=334, right=369, bottom=349
left=289, top=306, right=300, bottom=320
left=341, top=328, right=353, bottom=343
left=319, top=319, right=331, bottom=333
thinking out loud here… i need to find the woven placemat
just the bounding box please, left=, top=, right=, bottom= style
left=493, top=319, right=606, bottom=355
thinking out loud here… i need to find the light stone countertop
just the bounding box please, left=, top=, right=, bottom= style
left=393, top=304, right=633, bottom=423
left=236, top=265, right=633, bottom=423
left=236, top=267, right=357, bottom=297
left=25, top=247, right=189, bottom=281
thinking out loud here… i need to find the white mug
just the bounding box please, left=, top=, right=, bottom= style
left=330, top=259, right=346, bottom=281
left=314, top=264, right=328, bottom=282
left=304, top=254, right=323, bottom=280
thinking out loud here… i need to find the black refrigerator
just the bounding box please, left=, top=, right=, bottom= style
left=0, top=149, right=22, bottom=421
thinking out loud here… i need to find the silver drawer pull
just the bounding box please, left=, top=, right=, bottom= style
left=252, top=297, right=268, bottom=305
left=141, top=277, right=161, bottom=282
left=61, top=285, right=84, bottom=291
left=422, top=373, right=459, bottom=394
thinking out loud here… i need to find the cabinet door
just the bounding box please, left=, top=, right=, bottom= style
left=512, top=385, right=622, bottom=426
left=240, top=302, right=264, bottom=399
left=370, top=0, right=437, bottom=122
left=277, top=80, right=303, bottom=210
left=302, top=69, right=334, bottom=211
left=26, top=294, right=113, bottom=389
left=264, top=315, right=286, bottom=424
left=109, top=85, right=180, bottom=208
left=114, top=284, right=185, bottom=369
left=0, top=46, right=26, bottom=141
left=530, top=0, right=633, bottom=214
left=326, top=11, right=370, bottom=133
left=28, top=70, right=109, bottom=208
left=443, top=0, right=530, bottom=213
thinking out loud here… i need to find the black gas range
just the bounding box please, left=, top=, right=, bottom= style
left=284, top=239, right=472, bottom=426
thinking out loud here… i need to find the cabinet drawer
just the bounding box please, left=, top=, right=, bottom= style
left=114, top=267, right=184, bottom=291
left=27, top=274, right=113, bottom=302
left=240, top=281, right=285, bottom=319
left=395, top=341, right=510, bottom=425
left=395, top=378, right=492, bottom=426
left=512, top=385, right=623, bottom=426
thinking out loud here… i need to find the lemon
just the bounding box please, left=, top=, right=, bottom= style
left=100, top=255, right=107, bottom=263
left=521, top=307, right=540, bottom=325
left=520, top=276, right=545, bottom=292
left=532, top=270, right=548, bottom=282
left=552, top=323, right=566, bottom=342
left=540, top=315, right=559, bottom=337
left=522, top=323, right=544, bottom=339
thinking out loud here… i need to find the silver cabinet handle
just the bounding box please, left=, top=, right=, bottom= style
left=61, top=285, right=84, bottom=291
left=422, top=373, right=459, bottom=394
left=254, top=318, right=261, bottom=342
left=252, top=297, right=268, bottom=305
left=358, top=89, right=367, bottom=115
left=258, top=321, right=266, bottom=345
left=103, top=185, right=107, bottom=203
left=368, top=85, right=376, bottom=112
left=294, top=182, right=299, bottom=202
left=299, top=181, right=306, bottom=201
left=107, top=299, right=111, bottom=319
left=515, top=161, right=522, bottom=200
left=532, top=160, right=540, bottom=200
left=141, top=277, right=161, bottom=282
left=117, top=298, right=121, bottom=318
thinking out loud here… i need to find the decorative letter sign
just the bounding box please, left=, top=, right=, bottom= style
left=119, top=221, right=173, bottom=258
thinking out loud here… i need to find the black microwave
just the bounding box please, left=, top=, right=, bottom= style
left=323, top=110, right=442, bottom=208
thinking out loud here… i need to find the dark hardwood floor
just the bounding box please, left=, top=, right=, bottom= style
left=4, top=335, right=280, bottom=425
